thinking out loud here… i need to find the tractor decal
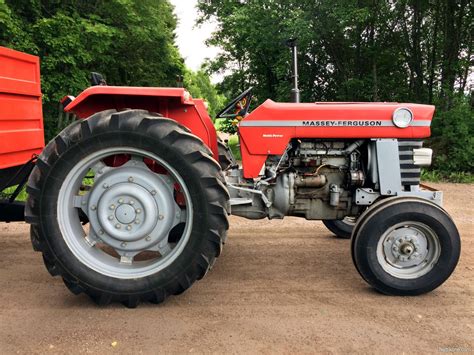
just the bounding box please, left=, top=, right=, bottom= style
left=240, top=120, right=431, bottom=127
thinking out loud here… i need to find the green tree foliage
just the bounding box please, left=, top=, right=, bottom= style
left=184, top=68, right=226, bottom=119
left=0, top=0, right=223, bottom=139
left=198, top=0, right=473, bottom=174
left=0, top=0, right=35, bottom=51
left=431, top=97, right=474, bottom=174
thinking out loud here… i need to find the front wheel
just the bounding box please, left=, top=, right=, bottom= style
left=322, top=217, right=356, bottom=239
left=351, top=198, right=460, bottom=295
left=26, top=109, right=229, bottom=307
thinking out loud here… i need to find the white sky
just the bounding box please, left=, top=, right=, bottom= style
left=169, top=0, right=221, bottom=82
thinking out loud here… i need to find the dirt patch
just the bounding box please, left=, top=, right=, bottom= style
left=0, top=183, right=472, bottom=353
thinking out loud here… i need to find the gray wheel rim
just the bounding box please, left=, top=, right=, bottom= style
left=57, top=147, right=193, bottom=279
left=376, top=221, right=441, bottom=279
left=342, top=216, right=357, bottom=226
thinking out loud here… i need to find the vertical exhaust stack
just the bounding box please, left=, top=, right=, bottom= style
left=286, top=38, right=300, bottom=103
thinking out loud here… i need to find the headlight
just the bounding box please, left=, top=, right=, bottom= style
left=392, top=107, right=413, bottom=128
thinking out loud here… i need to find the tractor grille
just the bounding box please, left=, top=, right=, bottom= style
left=398, top=139, right=423, bottom=186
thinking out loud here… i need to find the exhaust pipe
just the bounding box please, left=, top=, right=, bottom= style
left=286, top=39, right=300, bottom=103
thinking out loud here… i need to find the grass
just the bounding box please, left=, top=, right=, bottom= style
left=421, top=170, right=474, bottom=183
left=1, top=185, right=28, bottom=202
left=227, top=134, right=241, bottom=160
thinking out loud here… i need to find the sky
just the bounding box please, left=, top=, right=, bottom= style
left=169, top=0, right=221, bottom=82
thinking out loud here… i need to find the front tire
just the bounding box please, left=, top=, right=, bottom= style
left=351, top=198, right=460, bottom=295
left=323, top=217, right=356, bottom=239
left=26, top=109, right=229, bottom=307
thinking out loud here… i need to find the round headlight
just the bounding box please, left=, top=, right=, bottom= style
left=392, top=108, right=413, bottom=128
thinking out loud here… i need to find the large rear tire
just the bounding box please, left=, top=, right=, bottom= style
left=217, top=137, right=235, bottom=171
left=352, top=198, right=460, bottom=295
left=26, top=109, right=229, bottom=307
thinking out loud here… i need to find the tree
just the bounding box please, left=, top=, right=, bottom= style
left=1, top=0, right=185, bottom=139
left=184, top=68, right=226, bottom=119
left=198, top=0, right=473, bottom=174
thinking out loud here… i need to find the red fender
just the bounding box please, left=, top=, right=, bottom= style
left=64, top=86, right=218, bottom=158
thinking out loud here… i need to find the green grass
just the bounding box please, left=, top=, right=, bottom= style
left=227, top=134, right=241, bottom=161
left=421, top=170, right=474, bottom=183
left=1, top=185, right=28, bottom=202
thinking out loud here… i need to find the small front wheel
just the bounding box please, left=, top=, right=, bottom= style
left=323, top=217, right=356, bottom=239
left=352, top=198, right=460, bottom=295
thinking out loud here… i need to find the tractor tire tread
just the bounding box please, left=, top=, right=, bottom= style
left=26, top=109, right=229, bottom=307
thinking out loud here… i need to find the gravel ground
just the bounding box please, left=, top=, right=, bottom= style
left=0, top=182, right=472, bottom=354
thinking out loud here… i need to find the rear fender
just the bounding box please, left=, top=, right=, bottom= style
left=64, top=86, right=218, bottom=158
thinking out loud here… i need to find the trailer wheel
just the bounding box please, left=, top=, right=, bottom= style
left=26, top=109, right=229, bottom=307
left=352, top=198, right=460, bottom=295
left=322, top=217, right=356, bottom=239
left=217, top=138, right=234, bottom=171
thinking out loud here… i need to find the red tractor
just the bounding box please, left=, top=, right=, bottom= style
left=0, top=46, right=460, bottom=307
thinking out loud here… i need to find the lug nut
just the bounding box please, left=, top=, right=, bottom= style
left=159, top=215, right=164, bottom=220
left=118, top=198, right=124, bottom=204
left=121, top=242, right=127, bottom=247
left=145, top=236, right=151, bottom=241
left=115, top=224, right=121, bottom=229
left=109, top=204, right=116, bottom=210
left=126, top=225, right=132, bottom=231
left=129, top=200, right=135, bottom=205
left=90, top=205, right=97, bottom=211
left=128, top=177, right=134, bottom=182
left=136, top=208, right=142, bottom=214
left=108, top=216, right=114, bottom=221
left=151, top=190, right=157, bottom=196
left=135, top=219, right=140, bottom=224
left=103, top=183, right=109, bottom=189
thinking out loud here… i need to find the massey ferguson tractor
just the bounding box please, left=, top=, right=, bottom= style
left=0, top=45, right=461, bottom=307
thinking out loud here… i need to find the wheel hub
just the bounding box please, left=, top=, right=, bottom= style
left=86, top=165, right=180, bottom=252
left=115, top=204, right=136, bottom=224
left=377, top=222, right=441, bottom=279
left=384, top=230, right=426, bottom=267
left=399, top=241, right=415, bottom=256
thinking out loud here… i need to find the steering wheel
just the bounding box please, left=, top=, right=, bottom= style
left=216, top=87, right=253, bottom=119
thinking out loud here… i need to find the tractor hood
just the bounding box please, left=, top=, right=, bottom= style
left=238, top=99, right=435, bottom=178
left=240, top=99, right=435, bottom=128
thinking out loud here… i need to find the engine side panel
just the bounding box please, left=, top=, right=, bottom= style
left=0, top=46, right=44, bottom=170
left=239, top=100, right=435, bottom=178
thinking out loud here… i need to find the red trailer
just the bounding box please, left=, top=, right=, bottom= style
left=0, top=47, right=44, bottom=221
